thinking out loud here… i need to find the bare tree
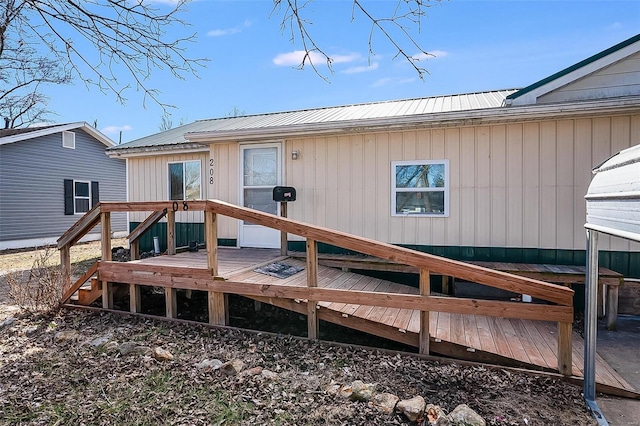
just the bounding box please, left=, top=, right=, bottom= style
left=0, top=0, right=205, bottom=127
left=273, top=0, right=439, bottom=78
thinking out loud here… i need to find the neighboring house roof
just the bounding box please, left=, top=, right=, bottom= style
left=506, top=33, right=640, bottom=106
left=0, top=122, right=116, bottom=147
left=109, top=90, right=518, bottom=154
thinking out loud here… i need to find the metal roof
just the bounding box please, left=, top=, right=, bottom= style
left=109, top=90, right=517, bottom=152
left=0, top=122, right=116, bottom=147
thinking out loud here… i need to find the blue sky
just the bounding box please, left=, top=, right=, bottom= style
left=47, top=0, right=639, bottom=143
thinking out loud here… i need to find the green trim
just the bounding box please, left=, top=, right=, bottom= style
left=287, top=241, right=639, bottom=279
left=129, top=222, right=238, bottom=252
left=506, top=33, right=640, bottom=100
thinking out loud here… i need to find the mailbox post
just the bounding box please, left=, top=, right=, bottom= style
left=273, top=186, right=296, bottom=255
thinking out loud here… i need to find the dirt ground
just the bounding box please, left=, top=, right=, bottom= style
left=0, top=242, right=600, bottom=425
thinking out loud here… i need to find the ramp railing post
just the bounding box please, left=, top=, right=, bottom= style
left=206, top=210, right=225, bottom=325
left=100, top=211, right=113, bottom=309
left=167, top=209, right=176, bottom=255
left=280, top=201, right=288, bottom=256
left=419, top=269, right=430, bottom=355
left=306, top=238, right=319, bottom=339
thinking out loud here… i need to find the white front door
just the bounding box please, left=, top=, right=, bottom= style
left=239, top=143, right=282, bottom=248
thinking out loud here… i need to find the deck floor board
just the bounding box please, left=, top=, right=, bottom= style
left=118, top=248, right=635, bottom=394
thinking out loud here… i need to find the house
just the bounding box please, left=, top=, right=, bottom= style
left=106, top=34, right=640, bottom=279
left=0, top=122, right=127, bottom=250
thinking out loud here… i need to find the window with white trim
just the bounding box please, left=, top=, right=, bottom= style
left=74, top=181, right=91, bottom=213
left=169, top=160, right=202, bottom=201
left=391, top=160, right=449, bottom=217
left=62, top=131, right=76, bottom=149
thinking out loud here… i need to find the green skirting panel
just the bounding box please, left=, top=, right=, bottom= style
left=129, top=222, right=237, bottom=253
left=286, top=241, right=640, bottom=279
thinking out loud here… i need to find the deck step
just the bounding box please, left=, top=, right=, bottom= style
left=77, top=277, right=101, bottom=305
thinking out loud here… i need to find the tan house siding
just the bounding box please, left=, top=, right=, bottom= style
left=124, top=114, right=640, bottom=253
left=128, top=151, right=208, bottom=224
left=539, top=51, right=640, bottom=104
left=281, top=114, right=640, bottom=252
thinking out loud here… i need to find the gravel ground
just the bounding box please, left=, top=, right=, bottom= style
left=0, top=242, right=598, bottom=425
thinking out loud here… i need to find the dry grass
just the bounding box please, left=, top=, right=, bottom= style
left=0, top=239, right=127, bottom=318
left=0, top=238, right=127, bottom=274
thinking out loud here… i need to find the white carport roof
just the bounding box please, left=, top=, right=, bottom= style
left=583, top=143, right=640, bottom=424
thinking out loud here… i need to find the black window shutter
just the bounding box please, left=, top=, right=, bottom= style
left=64, top=179, right=74, bottom=215
left=91, top=181, right=99, bottom=208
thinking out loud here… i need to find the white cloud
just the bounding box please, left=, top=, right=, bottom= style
left=273, top=50, right=327, bottom=66
left=207, top=28, right=240, bottom=37
left=342, top=62, right=379, bottom=74
left=608, top=22, right=623, bottom=30
left=371, top=77, right=415, bottom=88
left=102, top=125, right=132, bottom=135
left=273, top=51, right=360, bottom=67
left=208, top=20, right=253, bottom=37
left=412, top=50, right=449, bottom=61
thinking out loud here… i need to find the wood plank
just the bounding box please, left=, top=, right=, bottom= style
left=57, top=204, right=101, bottom=248
left=61, top=261, right=98, bottom=304
left=497, top=317, right=530, bottom=364
left=557, top=322, right=573, bottom=375
left=205, top=200, right=574, bottom=306
left=127, top=209, right=167, bottom=242
left=166, top=287, right=177, bottom=318
left=167, top=209, right=176, bottom=255
left=129, top=284, right=141, bottom=313
left=474, top=315, right=498, bottom=354
left=419, top=269, right=430, bottom=355
left=306, top=239, right=319, bottom=339
left=463, top=314, right=481, bottom=350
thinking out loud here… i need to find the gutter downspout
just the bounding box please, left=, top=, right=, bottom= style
left=584, top=229, right=608, bottom=426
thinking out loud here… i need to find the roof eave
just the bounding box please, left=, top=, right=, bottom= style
left=185, top=97, right=640, bottom=144
left=0, top=122, right=116, bottom=147
left=106, top=142, right=209, bottom=158
left=506, top=34, right=640, bottom=106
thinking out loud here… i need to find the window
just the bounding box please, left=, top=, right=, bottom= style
left=169, top=160, right=201, bottom=201
left=391, top=160, right=449, bottom=217
left=64, top=179, right=99, bottom=215
left=62, top=131, right=75, bottom=149
left=74, top=181, right=90, bottom=213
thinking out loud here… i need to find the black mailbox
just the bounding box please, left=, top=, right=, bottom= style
left=273, top=186, right=296, bottom=202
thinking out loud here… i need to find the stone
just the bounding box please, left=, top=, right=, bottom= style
left=0, top=317, right=16, bottom=328
left=448, top=404, right=486, bottom=426
left=241, top=366, right=263, bottom=376
left=260, top=369, right=279, bottom=380
left=118, top=342, right=150, bottom=356
left=338, top=384, right=353, bottom=399
left=397, top=395, right=426, bottom=422
left=369, top=392, right=399, bottom=414
left=90, top=335, right=113, bottom=347
left=196, top=359, right=223, bottom=371
left=221, top=359, right=245, bottom=375
left=425, top=404, right=450, bottom=425
left=103, top=341, right=119, bottom=352
left=152, top=347, right=174, bottom=361
left=350, top=380, right=377, bottom=401
left=54, top=330, right=82, bottom=344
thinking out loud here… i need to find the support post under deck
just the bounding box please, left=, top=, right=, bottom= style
left=419, top=269, right=430, bottom=355
left=206, top=211, right=225, bottom=325
left=101, top=212, right=113, bottom=309
left=306, top=238, right=319, bottom=339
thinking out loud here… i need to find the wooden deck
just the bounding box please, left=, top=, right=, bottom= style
left=116, top=248, right=636, bottom=396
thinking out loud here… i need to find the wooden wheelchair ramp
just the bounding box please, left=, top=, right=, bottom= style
left=219, top=253, right=635, bottom=397
left=58, top=200, right=636, bottom=398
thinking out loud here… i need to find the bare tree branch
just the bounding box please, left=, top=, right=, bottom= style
left=0, top=0, right=206, bottom=127
left=273, top=0, right=440, bottom=79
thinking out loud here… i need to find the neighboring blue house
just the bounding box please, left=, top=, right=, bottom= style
left=0, top=122, right=127, bottom=250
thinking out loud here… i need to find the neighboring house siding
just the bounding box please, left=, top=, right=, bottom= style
left=282, top=114, right=640, bottom=253
left=539, top=51, right=640, bottom=103
left=128, top=151, right=208, bottom=225
left=0, top=129, right=126, bottom=245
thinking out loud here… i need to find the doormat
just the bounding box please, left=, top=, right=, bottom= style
left=254, top=263, right=304, bottom=279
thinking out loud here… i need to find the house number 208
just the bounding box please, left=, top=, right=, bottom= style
left=209, top=158, right=214, bottom=185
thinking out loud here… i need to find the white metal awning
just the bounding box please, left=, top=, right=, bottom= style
left=583, top=142, right=640, bottom=425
